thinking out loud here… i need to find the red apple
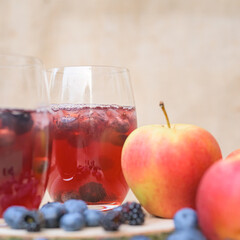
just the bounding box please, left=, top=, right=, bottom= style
left=121, top=102, right=222, bottom=218
left=226, top=148, right=240, bottom=158
left=196, top=152, right=240, bottom=240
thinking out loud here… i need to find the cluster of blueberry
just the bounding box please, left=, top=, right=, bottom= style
left=3, top=200, right=145, bottom=232
left=167, top=208, right=206, bottom=240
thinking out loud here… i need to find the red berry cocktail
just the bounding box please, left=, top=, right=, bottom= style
left=47, top=66, right=137, bottom=210
left=0, top=55, right=51, bottom=216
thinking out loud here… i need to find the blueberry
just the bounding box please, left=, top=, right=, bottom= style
left=0, top=110, right=34, bottom=135
left=60, top=212, right=85, bottom=231
left=40, top=202, right=66, bottom=228
left=167, top=229, right=207, bottom=240
left=11, top=111, right=34, bottom=135
left=83, top=209, right=103, bottom=227
left=3, top=206, right=29, bottom=229
left=64, top=199, right=88, bottom=213
left=130, top=236, right=151, bottom=240
left=45, top=202, right=66, bottom=215
left=24, top=210, right=45, bottom=232
left=174, top=208, right=198, bottom=230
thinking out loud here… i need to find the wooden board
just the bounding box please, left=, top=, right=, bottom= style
left=0, top=215, right=174, bottom=239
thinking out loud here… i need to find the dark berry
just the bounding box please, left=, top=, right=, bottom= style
left=79, top=182, right=106, bottom=203
left=26, top=221, right=41, bottom=232
left=40, top=202, right=66, bottom=228
left=101, top=211, right=122, bottom=231
left=60, top=212, right=85, bottom=231
left=0, top=111, right=16, bottom=129
left=83, top=209, right=103, bottom=227
left=24, top=210, right=44, bottom=232
left=167, top=229, right=207, bottom=240
left=110, top=118, right=130, bottom=133
left=121, top=202, right=145, bottom=225
left=64, top=199, right=88, bottom=213
left=112, top=206, right=125, bottom=223
left=3, top=206, right=29, bottom=229
left=57, top=116, right=79, bottom=131
left=174, top=208, right=198, bottom=230
left=11, top=111, right=34, bottom=135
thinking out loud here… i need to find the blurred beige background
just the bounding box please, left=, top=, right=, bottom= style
left=1, top=0, right=240, bottom=202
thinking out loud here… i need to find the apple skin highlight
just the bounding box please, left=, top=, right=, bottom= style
left=121, top=124, right=222, bottom=218
left=196, top=153, right=240, bottom=240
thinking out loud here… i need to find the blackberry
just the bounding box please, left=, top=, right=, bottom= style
left=112, top=206, right=125, bottom=223
left=79, top=182, right=106, bottom=202
left=101, top=211, right=122, bottom=231
left=121, top=202, right=145, bottom=225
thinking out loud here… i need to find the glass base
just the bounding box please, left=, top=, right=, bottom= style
left=87, top=202, right=120, bottom=212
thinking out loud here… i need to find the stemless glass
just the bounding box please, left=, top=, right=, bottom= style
left=0, top=54, right=51, bottom=217
left=47, top=66, right=137, bottom=210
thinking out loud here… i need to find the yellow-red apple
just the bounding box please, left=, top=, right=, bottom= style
left=121, top=102, right=222, bottom=218
left=196, top=153, right=240, bottom=240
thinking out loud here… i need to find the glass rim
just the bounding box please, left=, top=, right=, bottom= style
left=47, top=65, right=129, bottom=74
left=0, top=53, right=43, bottom=68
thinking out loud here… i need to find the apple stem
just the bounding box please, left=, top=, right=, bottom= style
left=159, top=101, right=171, bottom=128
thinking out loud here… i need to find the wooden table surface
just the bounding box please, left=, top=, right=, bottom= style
left=0, top=215, right=174, bottom=239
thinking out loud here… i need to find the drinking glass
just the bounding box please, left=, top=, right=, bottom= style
left=0, top=54, right=51, bottom=217
left=47, top=66, right=137, bottom=210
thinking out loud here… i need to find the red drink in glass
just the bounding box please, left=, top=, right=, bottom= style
left=48, top=104, right=137, bottom=209
left=0, top=109, right=51, bottom=216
